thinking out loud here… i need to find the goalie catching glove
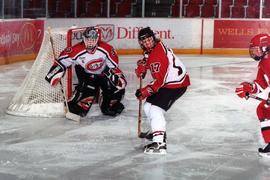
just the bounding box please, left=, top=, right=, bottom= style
left=103, top=66, right=127, bottom=90
left=235, top=82, right=255, bottom=99
left=45, top=63, right=65, bottom=86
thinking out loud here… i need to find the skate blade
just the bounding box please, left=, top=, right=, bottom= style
left=258, top=152, right=270, bottom=158
left=66, top=112, right=81, bottom=122
left=144, top=149, right=167, bottom=155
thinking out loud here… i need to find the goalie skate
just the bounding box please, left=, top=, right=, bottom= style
left=144, top=142, right=167, bottom=155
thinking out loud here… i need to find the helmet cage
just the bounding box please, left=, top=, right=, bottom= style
left=83, top=27, right=99, bottom=50
left=249, top=34, right=270, bottom=61
left=249, top=46, right=264, bottom=61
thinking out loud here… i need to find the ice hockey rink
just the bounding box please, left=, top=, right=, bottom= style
left=1, top=54, right=270, bottom=180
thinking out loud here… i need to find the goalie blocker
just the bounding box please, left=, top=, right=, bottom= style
left=45, top=62, right=66, bottom=87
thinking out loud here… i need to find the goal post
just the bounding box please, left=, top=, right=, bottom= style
left=6, top=27, right=87, bottom=117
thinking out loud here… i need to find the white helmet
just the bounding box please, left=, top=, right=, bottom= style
left=83, top=27, right=99, bottom=50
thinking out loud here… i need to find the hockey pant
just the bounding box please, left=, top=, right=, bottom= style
left=257, top=101, right=270, bottom=143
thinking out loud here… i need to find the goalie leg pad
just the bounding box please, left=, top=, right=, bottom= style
left=68, top=82, right=97, bottom=117
left=99, top=89, right=125, bottom=116
left=68, top=97, right=94, bottom=117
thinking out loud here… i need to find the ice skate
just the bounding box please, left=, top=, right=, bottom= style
left=139, top=131, right=167, bottom=142
left=258, top=143, right=270, bottom=157
left=144, top=131, right=167, bottom=154
left=144, top=142, right=167, bottom=155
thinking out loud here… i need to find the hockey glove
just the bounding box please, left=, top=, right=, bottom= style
left=45, top=64, right=65, bottom=86
left=135, top=86, right=154, bottom=100
left=135, top=59, right=147, bottom=79
left=103, top=67, right=127, bottom=90
left=235, top=82, right=254, bottom=99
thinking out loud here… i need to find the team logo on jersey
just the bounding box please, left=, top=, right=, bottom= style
left=86, top=59, right=104, bottom=71
left=97, top=24, right=114, bottom=42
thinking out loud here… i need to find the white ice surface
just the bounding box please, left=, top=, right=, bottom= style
left=1, top=55, right=270, bottom=180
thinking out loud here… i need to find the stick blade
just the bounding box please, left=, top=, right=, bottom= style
left=66, top=112, right=81, bottom=122
left=138, top=132, right=147, bottom=138
left=138, top=131, right=153, bottom=140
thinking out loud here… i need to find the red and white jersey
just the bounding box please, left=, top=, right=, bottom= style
left=56, top=41, right=119, bottom=74
left=145, top=42, right=190, bottom=92
left=253, top=54, right=270, bottom=95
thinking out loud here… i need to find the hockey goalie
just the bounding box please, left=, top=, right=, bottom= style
left=45, top=26, right=127, bottom=121
left=235, top=34, right=270, bottom=157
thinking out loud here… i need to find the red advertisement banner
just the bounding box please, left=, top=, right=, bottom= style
left=0, top=20, right=44, bottom=57
left=214, top=20, right=270, bottom=48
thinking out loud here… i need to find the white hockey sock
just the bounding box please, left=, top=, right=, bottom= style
left=152, top=131, right=165, bottom=143
left=143, top=102, right=152, bottom=126
left=149, top=105, right=166, bottom=136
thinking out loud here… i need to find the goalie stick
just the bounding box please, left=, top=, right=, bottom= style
left=47, top=27, right=80, bottom=122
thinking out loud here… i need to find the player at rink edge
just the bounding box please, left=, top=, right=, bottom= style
left=135, top=27, right=191, bottom=154
left=235, top=34, right=270, bottom=158
left=45, top=26, right=127, bottom=120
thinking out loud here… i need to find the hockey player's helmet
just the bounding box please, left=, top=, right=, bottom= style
left=249, top=34, right=270, bottom=61
left=138, top=27, right=157, bottom=52
left=83, top=26, right=99, bottom=50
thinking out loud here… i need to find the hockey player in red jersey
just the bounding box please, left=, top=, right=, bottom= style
left=135, top=27, right=190, bottom=154
left=235, top=34, right=270, bottom=157
left=45, top=26, right=127, bottom=120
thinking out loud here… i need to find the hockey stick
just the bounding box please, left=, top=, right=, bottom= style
left=247, top=94, right=270, bottom=104
left=47, top=27, right=80, bottom=122
left=137, top=77, right=153, bottom=139
left=137, top=76, right=142, bottom=137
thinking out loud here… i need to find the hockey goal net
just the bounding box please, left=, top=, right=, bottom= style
left=6, top=27, right=87, bottom=117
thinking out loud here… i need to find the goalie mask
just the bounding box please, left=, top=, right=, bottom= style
left=138, top=27, right=157, bottom=52
left=249, top=34, right=270, bottom=61
left=83, top=27, right=99, bottom=51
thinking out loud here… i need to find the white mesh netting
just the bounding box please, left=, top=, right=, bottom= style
left=6, top=28, right=74, bottom=117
